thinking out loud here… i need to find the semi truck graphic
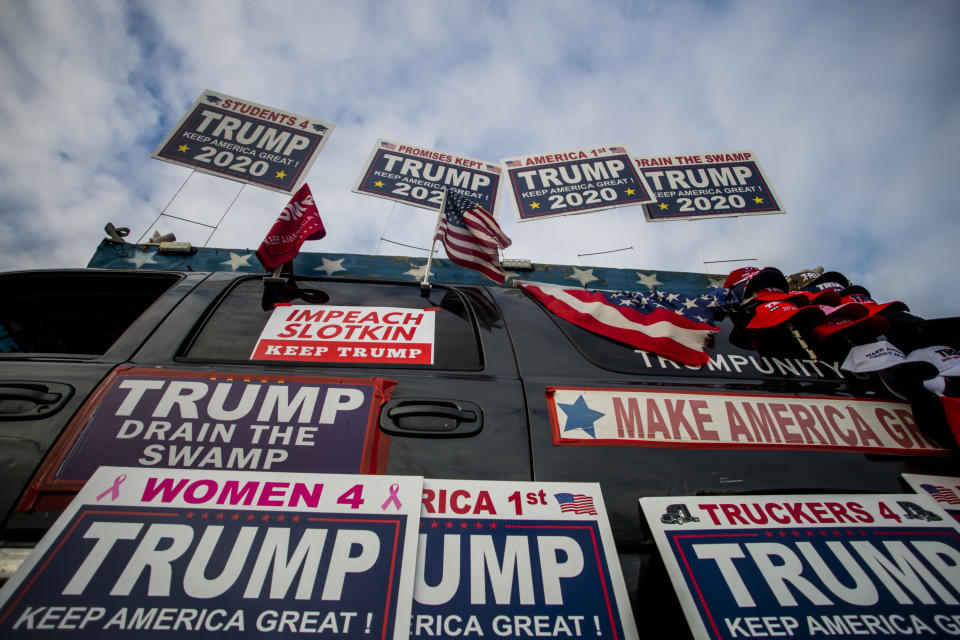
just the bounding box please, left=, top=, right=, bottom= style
left=661, top=504, right=700, bottom=525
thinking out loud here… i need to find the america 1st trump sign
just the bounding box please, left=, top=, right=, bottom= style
left=503, top=145, right=655, bottom=221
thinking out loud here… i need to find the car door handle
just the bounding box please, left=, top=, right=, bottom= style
left=380, top=399, right=483, bottom=437
left=0, top=383, right=74, bottom=419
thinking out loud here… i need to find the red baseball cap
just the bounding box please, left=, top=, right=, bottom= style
left=752, top=287, right=809, bottom=304
left=841, top=293, right=909, bottom=315
left=813, top=302, right=890, bottom=341
left=747, top=300, right=826, bottom=330
left=724, top=267, right=791, bottom=303
left=800, top=289, right=843, bottom=306
left=724, top=266, right=788, bottom=289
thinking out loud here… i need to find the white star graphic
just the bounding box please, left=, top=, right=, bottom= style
left=404, top=262, right=435, bottom=281
left=617, top=297, right=637, bottom=306
left=636, top=271, right=661, bottom=289
left=684, top=298, right=699, bottom=309
left=221, top=252, right=253, bottom=271
left=665, top=293, right=680, bottom=303
left=568, top=267, right=598, bottom=287
left=315, top=257, right=346, bottom=275
left=127, top=250, right=158, bottom=269
left=695, top=314, right=709, bottom=323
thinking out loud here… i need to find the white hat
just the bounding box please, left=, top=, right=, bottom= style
left=841, top=340, right=907, bottom=373
left=905, top=346, right=960, bottom=378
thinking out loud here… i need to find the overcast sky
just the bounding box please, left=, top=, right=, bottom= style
left=1, top=0, right=958, bottom=317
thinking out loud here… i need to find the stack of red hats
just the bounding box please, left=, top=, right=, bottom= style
left=724, top=267, right=898, bottom=345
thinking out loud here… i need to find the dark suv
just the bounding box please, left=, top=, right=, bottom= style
left=1, top=249, right=956, bottom=636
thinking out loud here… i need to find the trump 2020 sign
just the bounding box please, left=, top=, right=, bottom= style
left=503, top=145, right=655, bottom=221
left=152, top=90, right=334, bottom=194
left=634, top=151, right=784, bottom=221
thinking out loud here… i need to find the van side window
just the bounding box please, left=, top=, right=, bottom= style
left=0, top=272, right=181, bottom=356
left=184, top=278, right=482, bottom=370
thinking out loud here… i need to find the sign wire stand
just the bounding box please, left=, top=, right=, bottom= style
left=688, top=216, right=759, bottom=274
left=203, top=183, right=245, bottom=247
left=136, top=169, right=198, bottom=243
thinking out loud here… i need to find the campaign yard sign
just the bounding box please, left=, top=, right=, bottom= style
left=0, top=467, right=423, bottom=639
left=546, top=386, right=950, bottom=456
left=634, top=151, right=784, bottom=221
left=640, top=494, right=960, bottom=640
left=503, top=145, right=655, bottom=221
left=252, top=305, right=436, bottom=365
left=902, top=474, right=960, bottom=524
left=412, top=479, right=638, bottom=640
left=19, top=368, right=394, bottom=511
left=152, top=90, right=334, bottom=194
left=353, top=140, right=502, bottom=215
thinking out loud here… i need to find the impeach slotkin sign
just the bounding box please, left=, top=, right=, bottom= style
left=412, top=479, right=638, bottom=639
left=352, top=140, right=502, bottom=215
left=503, top=145, right=655, bottom=221
left=151, top=90, right=334, bottom=195
left=19, top=368, right=394, bottom=511
left=0, top=466, right=422, bottom=639
left=639, top=494, right=960, bottom=640
left=635, top=151, right=784, bottom=221
left=252, top=305, right=436, bottom=365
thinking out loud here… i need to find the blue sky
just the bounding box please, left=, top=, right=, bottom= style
left=1, top=0, right=958, bottom=317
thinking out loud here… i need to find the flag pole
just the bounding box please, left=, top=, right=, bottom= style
left=421, top=188, right=448, bottom=292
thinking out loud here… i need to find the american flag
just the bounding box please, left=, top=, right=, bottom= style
left=555, top=493, right=597, bottom=515
left=506, top=159, right=522, bottom=167
left=436, top=191, right=512, bottom=284
left=381, top=141, right=396, bottom=150
left=921, top=484, right=960, bottom=505
left=486, top=163, right=501, bottom=173
left=608, top=146, right=626, bottom=153
left=520, top=283, right=726, bottom=367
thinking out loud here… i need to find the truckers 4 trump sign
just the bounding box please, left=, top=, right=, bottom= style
left=640, top=494, right=960, bottom=640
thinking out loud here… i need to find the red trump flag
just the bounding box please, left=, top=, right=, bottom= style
left=256, top=183, right=326, bottom=270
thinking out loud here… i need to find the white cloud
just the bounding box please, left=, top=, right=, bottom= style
left=0, top=0, right=957, bottom=318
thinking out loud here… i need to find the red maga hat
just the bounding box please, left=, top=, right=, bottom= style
left=747, top=300, right=825, bottom=330
left=724, top=267, right=791, bottom=303
left=840, top=293, right=909, bottom=316
left=813, top=302, right=889, bottom=341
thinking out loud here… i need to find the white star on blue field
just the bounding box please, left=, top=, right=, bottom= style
left=557, top=395, right=605, bottom=439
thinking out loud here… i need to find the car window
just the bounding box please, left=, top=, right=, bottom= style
left=0, top=271, right=181, bottom=356
left=183, top=278, right=483, bottom=370
left=532, top=300, right=852, bottom=385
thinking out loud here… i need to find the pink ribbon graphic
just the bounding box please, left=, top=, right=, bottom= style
left=96, top=474, right=127, bottom=502
left=381, top=483, right=402, bottom=511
